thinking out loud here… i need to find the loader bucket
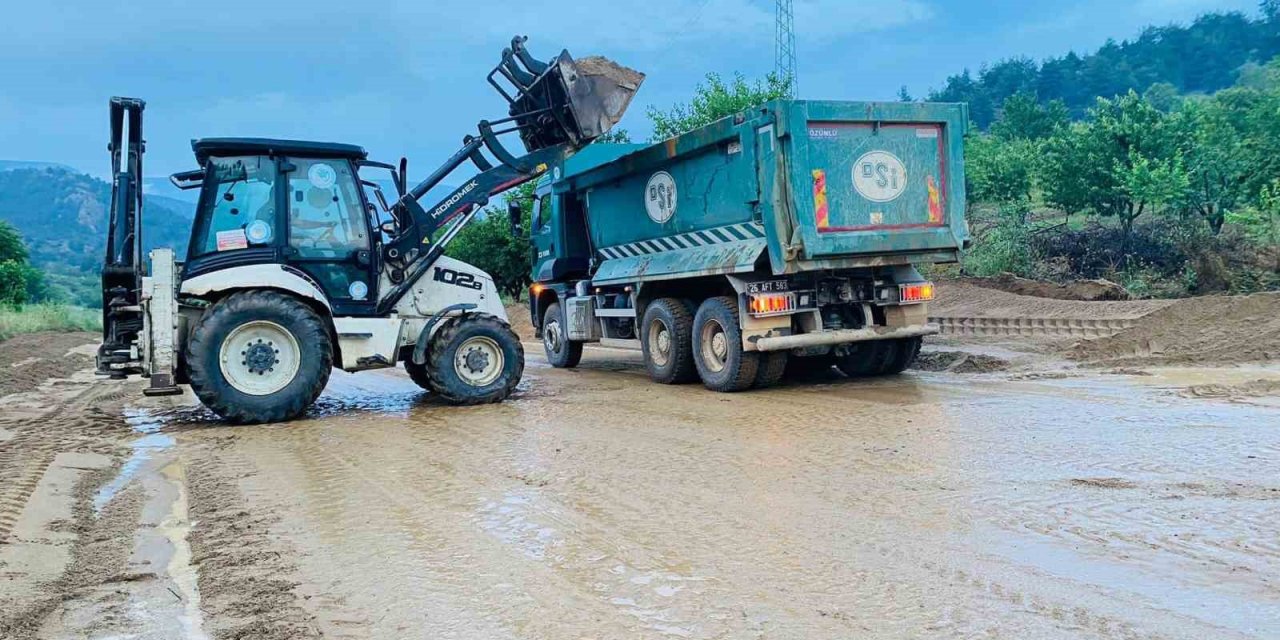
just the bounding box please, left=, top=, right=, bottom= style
left=489, top=37, right=644, bottom=153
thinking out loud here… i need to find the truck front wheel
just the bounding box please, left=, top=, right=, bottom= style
left=542, top=302, right=583, bottom=368
left=641, top=298, right=697, bottom=384
left=427, top=314, right=524, bottom=405
left=186, top=290, right=333, bottom=424
left=692, top=296, right=759, bottom=392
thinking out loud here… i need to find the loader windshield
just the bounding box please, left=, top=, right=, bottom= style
left=189, top=155, right=277, bottom=258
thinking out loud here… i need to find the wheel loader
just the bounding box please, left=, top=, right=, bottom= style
left=95, top=37, right=643, bottom=423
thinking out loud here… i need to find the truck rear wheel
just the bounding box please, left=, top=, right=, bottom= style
left=426, top=314, right=524, bottom=405
left=692, top=296, right=759, bottom=392
left=542, top=302, right=583, bottom=368
left=753, top=351, right=789, bottom=388
left=641, top=298, right=697, bottom=384
left=785, top=353, right=836, bottom=380
left=879, top=337, right=923, bottom=375
left=186, top=290, right=332, bottom=424
left=836, top=337, right=922, bottom=377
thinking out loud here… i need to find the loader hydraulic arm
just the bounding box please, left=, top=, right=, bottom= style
left=376, top=36, right=642, bottom=313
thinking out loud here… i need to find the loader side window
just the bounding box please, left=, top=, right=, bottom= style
left=190, top=155, right=277, bottom=257
left=287, top=159, right=369, bottom=257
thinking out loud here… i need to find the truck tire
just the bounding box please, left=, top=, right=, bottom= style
left=692, top=296, right=759, bottom=392
left=835, top=341, right=894, bottom=378
left=542, top=302, right=583, bottom=368
left=878, top=337, right=923, bottom=375
left=640, top=298, right=697, bottom=384
left=186, top=290, right=332, bottom=424
left=753, top=351, right=789, bottom=388
left=426, top=314, right=524, bottom=405
left=785, top=353, right=835, bottom=380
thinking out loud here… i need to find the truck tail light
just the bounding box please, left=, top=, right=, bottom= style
left=899, top=282, right=935, bottom=304
left=748, top=292, right=797, bottom=317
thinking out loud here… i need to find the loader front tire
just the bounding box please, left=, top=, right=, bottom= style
left=403, top=358, right=432, bottom=390
left=427, top=314, right=524, bottom=405
left=692, top=296, right=759, bottom=392
left=186, top=290, right=332, bottom=424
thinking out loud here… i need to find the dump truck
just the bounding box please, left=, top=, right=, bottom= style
left=524, top=100, right=968, bottom=390
left=96, top=37, right=643, bottom=422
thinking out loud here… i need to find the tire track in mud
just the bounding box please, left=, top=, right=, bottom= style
left=180, top=441, right=325, bottom=640
left=184, top=371, right=1258, bottom=640
left=0, top=384, right=131, bottom=543
left=488, top=381, right=1218, bottom=637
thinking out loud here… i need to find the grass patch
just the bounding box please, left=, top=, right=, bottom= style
left=0, top=304, right=100, bottom=342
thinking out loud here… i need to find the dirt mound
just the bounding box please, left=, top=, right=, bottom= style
left=912, top=350, right=1009, bottom=373
left=0, top=331, right=98, bottom=397
left=505, top=303, right=536, bottom=342
left=932, top=281, right=1170, bottom=320
left=1180, top=379, right=1280, bottom=400
left=1067, top=293, right=1280, bottom=365
left=958, top=274, right=1130, bottom=301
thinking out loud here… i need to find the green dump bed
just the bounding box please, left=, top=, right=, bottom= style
left=556, top=100, right=968, bottom=285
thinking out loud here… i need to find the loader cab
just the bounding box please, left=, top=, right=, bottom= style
left=530, top=176, right=591, bottom=283
left=184, top=139, right=379, bottom=316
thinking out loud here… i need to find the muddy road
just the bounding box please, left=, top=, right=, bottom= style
left=2, top=333, right=1279, bottom=639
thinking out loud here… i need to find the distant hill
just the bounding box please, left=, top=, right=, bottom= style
left=928, top=9, right=1280, bottom=127
left=0, top=160, right=79, bottom=173
left=0, top=167, right=194, bottom=306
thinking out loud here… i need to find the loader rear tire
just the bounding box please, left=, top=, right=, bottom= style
left=641, top=297, right=697, bottom=384
left=542, top=302, right=582, bottom=368
left=403, top=358, right=432, bottom=390
left=753, top=351, right=789, bottom=388
left=692, top=296, right=759, bottom=392
left=186, top=290, right=332, bottom=424
left=426, top=314, right=524, bottom=405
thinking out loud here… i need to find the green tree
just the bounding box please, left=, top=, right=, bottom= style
left=0, top=221, right=31, bottom=305
left=1174, top=96, right=1249, bottom=234
left=1143, top=82, right=1182, bottom=112
left=445, top=181, right=535, bottom=300
left=0, top=260, right=27, bottom=305
left=646, top=72, right=791, bottom=140
left=965, top=134, right=1035, bottom=208
left=1042, top=92, right=1189, bottom=260
left=990, top=93, right=1069, bottom=140
left=0, top=220, right=28, bottom=264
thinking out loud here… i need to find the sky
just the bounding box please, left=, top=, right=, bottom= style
left=0, top=0, right=1261, bottom=180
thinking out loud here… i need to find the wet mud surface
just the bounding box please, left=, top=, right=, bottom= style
left=1, top=332, right=1279, bottom=638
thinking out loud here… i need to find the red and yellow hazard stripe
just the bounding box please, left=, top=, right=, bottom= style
left=812, top=169, right=829, bottom=230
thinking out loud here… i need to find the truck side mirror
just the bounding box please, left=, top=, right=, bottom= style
left=508, top=202, right=524, bottom=237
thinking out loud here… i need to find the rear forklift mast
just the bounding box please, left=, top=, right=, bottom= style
left=97, top=97, right=147, bottom=378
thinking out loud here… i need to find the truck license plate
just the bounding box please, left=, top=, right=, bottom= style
left=747, top=280, right=789, bottom=294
